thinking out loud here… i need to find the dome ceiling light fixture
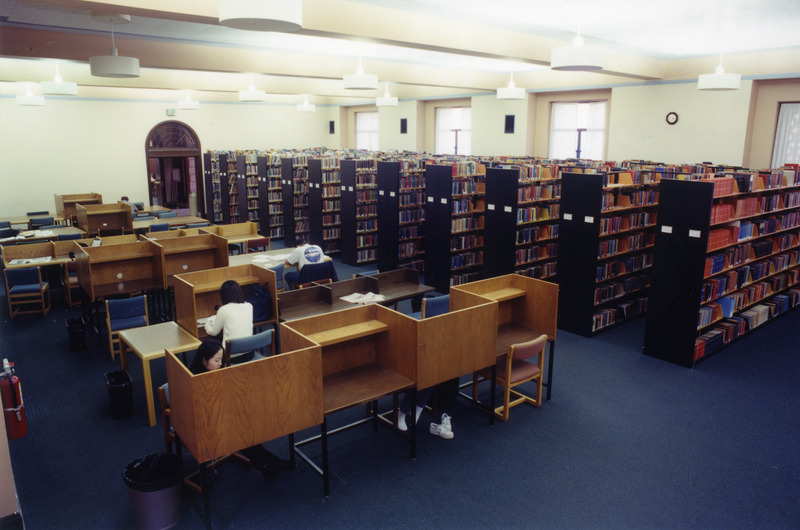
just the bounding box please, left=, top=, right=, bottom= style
left=697, top=53, right=741, bottom=91
left=343, top=57, right=378, bottom=90
left=89, top=13, right=140, bottom=78
left=496, top=72, right=525, bottom=100
left=239, top=74, right=267, bottom=102
left=219, top=0, right=303, bottom=32
left=41, top=63, right=78, bottom=96
left=550, top=30, right=604, bottom=72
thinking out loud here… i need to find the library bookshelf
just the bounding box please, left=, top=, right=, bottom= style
left=377, top=159, right=427, bottom=273
left=308, top=157, right=342, bottom=255
left=341, top=159, right=379, bottom=266
left=281, top=155, right=310, bottom=247
left=644, top=168, right=800, bottom=367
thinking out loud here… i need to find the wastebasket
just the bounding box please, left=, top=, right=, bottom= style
left=123, top=453, right=183, bottom=530
left=66, top=317, right=85, bottom=352
left=105, top=370, right=133, bottom=419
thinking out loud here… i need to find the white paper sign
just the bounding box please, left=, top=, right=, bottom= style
left=488, top=204, right=495, bottom=210
left=584, top=216, right=594, bottom=224
left=390, top=192, right=395, bottom=197
left=440, top=198, right=447, bottom=204
left=428, top=196, right=434, bottom=202
left=504, top=206, right=512, bottom=213
left=661, top=225, right=673, bottom=234
left=564, top=213, right=573, bottom=220
left=379, top=190, right=385, bottom=195
left=689, top=229, right=701, bottom=238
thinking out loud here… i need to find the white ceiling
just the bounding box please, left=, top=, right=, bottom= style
left=1, top=0, right=799, bottom=103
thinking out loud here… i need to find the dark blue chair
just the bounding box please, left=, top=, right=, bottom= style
left=269, top=263, right=285, bottom=292
left=39, top=224, right=61, bottom=230
left=186, top=222, right=211, bottom=228
left=136, top=216, right=155, bottom=221
left=4, top=267, right=50, bottom=318
left=105, top=295, right=148, bottom=361
left=157, top=211, right=177, bottom=219
left=410, top=293, right=449, bottom=320
left=0, top=221, right=10, bottom=229
left=26, top=211, right=48, bottom=216
left=290, top=260, right=338, bottom=290
left=29, top=216, right=54, bottom=229
left=149, top=223, right=170, bottom=233
left=57, top=233, right=82, bottom=241
left=225, top=329, right=275, bottom=365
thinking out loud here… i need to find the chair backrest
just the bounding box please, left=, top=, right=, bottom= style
left=6, top=267, right=41, bottom=287
left=298, top=260, right=338, bottom=284
left=353, top=270, right=379, bottom=278
left=157, top=211, right=177, bottom=218
left=132, top=202, right=144, bottom=210
left=247, top=237, right=270, bottom=252
left=186, top=222, right=211, bottom=228
left=510, top=334, right=547, bottom=362
left=26, top=211, right=48, bottom=216
left=421, top=294, right=450, bottom=319
left=39, top=224, right=61, bottom=230
left=57, top=233, right=82, bottom=241
left=107, top=296, right=148, bottom=321
left=30, top=216, right=54, bottom=227
left=0, top=221, right=10, bottom=229
left=150, top=223, right=170, bottom=232
left=225, top=329, right=274, bottom=364
left=135, top=212, right=151, bottom=218
left=269, top=263, right=284, bottom=290
left=136, top=216, right=156, bottom=221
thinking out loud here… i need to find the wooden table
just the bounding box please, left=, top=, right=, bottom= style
left=228, top=248, right=290, bottom=267
left=0, top=226, right=84, bottom=244
left=132, top=215, right=209, bottom=231
left=119, top=322, right=201, bottom=426
left=0, top=213, right=66, bottom=228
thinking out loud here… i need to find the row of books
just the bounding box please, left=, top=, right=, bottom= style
left=322, top=228, right=341, bottom=240
left=399, top=192, right=424, bottom=207
left=321, top=187, right=341, bottom=198
left=322, top=214, right=341, bottom=226
left=518, top=184, right=560, bottom=202
left=600, top=211, right=656, bottom=236
left=398, top=241, right=423, bottom=258
left=450, top=271, right=480, bottom=287
left=516, top=223, right=558, bottom=245
left=356, top=191, right=378, bottom=202
left=516, top=204, right=560, bottom=224
left=594, top=274, right=648, bottom=305
left=597, top=232, right=652, bottom=259
left=596, top=253, right=653, bottom=282
left=451, top=217, right=480, bottom=233
left=399, top=209, right=425, bottom=224
left=450, top=234, right=482, bottom=252
left=356, top=205, right=377, bottom=218
left=399, top=225, right=422, bottom=241
left=356, top=249, right=377, bottom=263
left=268, top=204, right=282, bottom=215
left=294, top=221, right=310, bottom=233
left=399, top=176, right=424, bottom=189
left=322, top=200, right=340, bottom=212
left=356, top=219, right=377, bottom=232
left=518, top=260, right=557, bottom=280
left=515, top=243, right=558, bottom=267
left=451, top=251, right=482, bottom=271
left=591, top=297, right=648, bottom=332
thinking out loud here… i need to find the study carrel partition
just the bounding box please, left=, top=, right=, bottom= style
left=75, top=202, right=133, bottom=235
left=200, top=221, right=260, bottom=244
left=150, top=234, right=229, bottom=288
left=451, top=274, right=559, bottom=399
left=54, top=192, right=102, bottom=220
left=75, top=239, right=165, bottom=301
left=164, top=329, right=322, bottom=526
left=172, top=264, right=278, bottom=338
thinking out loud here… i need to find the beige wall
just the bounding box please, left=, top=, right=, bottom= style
left=471, top=94, right=530, bottom=156
left=745, top=78, right=800, bottom=169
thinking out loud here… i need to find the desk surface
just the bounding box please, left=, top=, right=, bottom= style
left=119, top=321, right=201, bottom=361
left=228, top=249, right=290, bottom=267
left=91, top=279, right=163, bottom=300
left=323, top=363, right=414, bottom=415
left=132, top=216, right=208, bottom=230
left=496, top=322, right=550, bottom=357
left=0, top=226, right=84, bottom=244
left=0, top=214, right=65, bottom=226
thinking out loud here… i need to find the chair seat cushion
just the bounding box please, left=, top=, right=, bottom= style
left=497, top=358, right=541, bottom=384
left=9, top=282, right=46, bottom=294
left=110, top=316, right=148, bottom=331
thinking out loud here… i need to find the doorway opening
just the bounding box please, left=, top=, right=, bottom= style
left=145, top=121, right=204, bottom=217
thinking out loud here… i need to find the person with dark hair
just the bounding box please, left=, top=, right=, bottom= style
left=120, top=196, right=140, bottom=213
left=188, top=338, right=293, bottom=479
left=204, top=280, right=253, bottom=345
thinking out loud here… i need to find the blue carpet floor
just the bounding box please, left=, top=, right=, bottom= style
left=2, top=251, right=799, bottom=529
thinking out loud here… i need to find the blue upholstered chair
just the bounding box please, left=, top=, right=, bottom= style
left=136, top=216, right=155, bottom=221
left=246, top=237, right=270, bottom=253
left=269, top=263, right=285, bottom=292
left=57, top=233, right=82, bottom=241
left=290, top=260, right=338, bottom=290
left=39, top=224, right=61, bottom=230
left=0, top=221, right=10, bottom=229
left=4, top=267, right=50, bottom=318
left=105, top=295, right=149, bottom=361
left=409, top=293, right=449, bottom=320
left=26, top=211, right=48, bottom=216
left=29, top=216, right=54, bottom=229
left=186, top=222, right=211, bottom=228
left=157, top=211, right=177, bottom=218
left=149, top=223, right=170, bottom=233
left=225, top=329, right=274, bottom=365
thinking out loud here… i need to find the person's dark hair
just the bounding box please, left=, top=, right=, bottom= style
left=189, top=338, right=224, bottom=374
left=121, top=196, right=129, bottom=201
left=220, top=280, right=245, bottom=305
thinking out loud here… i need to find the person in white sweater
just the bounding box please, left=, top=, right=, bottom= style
left=204, top=280, right=253, bottom=348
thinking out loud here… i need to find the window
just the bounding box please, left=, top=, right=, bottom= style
left=435, top=107, right=471, bottom=155
left=356, top=111, right=379, bottom=150
left=772, top=103, right=800, bottom=168
left=549, top=101, right=607, bottom=160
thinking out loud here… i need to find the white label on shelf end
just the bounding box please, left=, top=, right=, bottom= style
left=440, top=198, right=447, bottom=205
left=564, top=213, right=573, bottom=220
left=504, top=206, right=512, bottom=213
left=689, top=229, right=701, bottom=238
left=661, top=225, right=673, bottom=234
left=379, top=190, right=385, bottom=195
left=427, top=196, right=434, bottom=202
left=487, top=204, right=495, bottom=210
left=584, top=216, right=594, bottom=224
left=389, top=191, right=395, bottom=197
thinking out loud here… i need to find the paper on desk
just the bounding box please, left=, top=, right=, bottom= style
left=251, top=253, right=290, bottom=263
left=197, top=316, right=214, bottom=327
left=340, top=292, right=386, bottom=305
left=9, top=256, right=52, bottom=265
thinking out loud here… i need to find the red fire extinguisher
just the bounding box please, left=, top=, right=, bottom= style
left=1, top=359, right=27, bottom=440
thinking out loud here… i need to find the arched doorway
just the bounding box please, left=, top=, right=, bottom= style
left=145, top=121, right=204, bottom=217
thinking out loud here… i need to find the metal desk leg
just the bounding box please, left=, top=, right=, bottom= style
left=201, top=463, right=212, bottom=530
left=321, top=419, right=330, bottom=497
left=288, top=433, right=296, bottom=468
left=409, top=387, right=416, bottom=459
left=546, top=341, right=555, bottom=401
left=489, top=364, right=497, bottom=426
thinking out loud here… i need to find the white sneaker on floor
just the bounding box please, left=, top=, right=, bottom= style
left=429, top=419, right=454, bottom=439
left=440, top=413, right=452, bottom=433
left=397, top=411, right=408, bottom=432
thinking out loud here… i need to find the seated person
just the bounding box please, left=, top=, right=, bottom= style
left=396, top=378, right=459, bottom=440
left=189, top=339, right=293, bottom=479
left=283, top=243, right=331, bottom=289
left=204, top=280, right=253, bottom=347
left=120, top=196, right=140, bottom=213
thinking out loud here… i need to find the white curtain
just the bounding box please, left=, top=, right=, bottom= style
left=356, top=111, right=379, bottom=150
left=435, top=107, right=471, bottom=155
left=549, top=101, right=606, bottom=160
left=772, top=103, right=800, bottom=168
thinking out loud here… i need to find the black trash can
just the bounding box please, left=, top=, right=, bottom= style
left=66, top=317, right=85, bottom=352
left=105, top=370, right=133, bottom=419
left=123, top=453, right=183, bottom=530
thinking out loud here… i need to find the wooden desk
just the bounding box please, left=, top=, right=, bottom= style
left=1, top=242, right=65, bottom=269
left=0, top=226, right=85, bottom=245
left=228, top=248, right=290, bottom=267
left=55, top=192, right=102, bottom=221
left=119, top=322, right=201, bottom=426
left=76, top=203, right=133, bottom=235
left=200, top=221, right=261, bottom=245
left=75, top=239, right=164, bottom=300
left=132, top=216, right=208, bottom=231
left=140, top=228, right=202, bottom=240
left=451, top=274, right=559, bottom=399
left=173, top=264, right=278, bottom=337
left=0, top=213, right=65, bottom=228
left=136, top=205, right=170, bottom=215
left=151, top=234, right=229, bottom=288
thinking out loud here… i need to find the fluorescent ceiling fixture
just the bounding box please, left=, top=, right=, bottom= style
left=343, top=57, right=378, bottom=90
left=697, top=54, right=741, bottom=90
left=41, top=63, right=77, bottom=95
left=239, top=74, right=266, bottom=101
left=297, top=95, right=315, bottom=112
left=376, top=83, right=398, bottom=106
left=496, top=72, right=525, bottom=100
left=89, top=13, right=140, bottom=78
left=177, top=92, right=199, bottom=109
left=219, top=0, right=303, bottom=32
left=16, top=83, right=44, bottom=106
left=550, top=33, right=604, bottom=71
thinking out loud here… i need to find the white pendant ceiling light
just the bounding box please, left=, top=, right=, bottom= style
left=239, top=74, right=266, bottom=102
left=16, top=83, right=44, bottom=106
left=219, top=0, right=303, bottom=32
left=550, top=31, right=604, bottom=72
left=496, top=72, right=525, bottom=100
left=89, top=13, right=140, bottom=78
left=697, top=53, right=741, bottom=91
left=41, top=63, right=78, bottom=96
left=343, top=57, right=378, bottom=90
left=376, top=83, right=398, bottom=107
left=177, top=91, right=199, bottom=110
left=297, top=95, right=315, bottom=112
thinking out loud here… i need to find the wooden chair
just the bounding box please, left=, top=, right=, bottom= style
left=4, top=267, right=50, bottom=319
left=246, top=237, right=270, bottom=253
left=63, top=259, right=81, bottom=308
left=224, top=329, right=275, bottom=365
left=105, top=295, right=149, bottom=361
left=473, top=334, right=547, bottom=421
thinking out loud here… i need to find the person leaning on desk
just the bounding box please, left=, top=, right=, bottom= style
left=283, top=243, right=331, bottom=289
left=120, top=196, right=140, bottom=213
